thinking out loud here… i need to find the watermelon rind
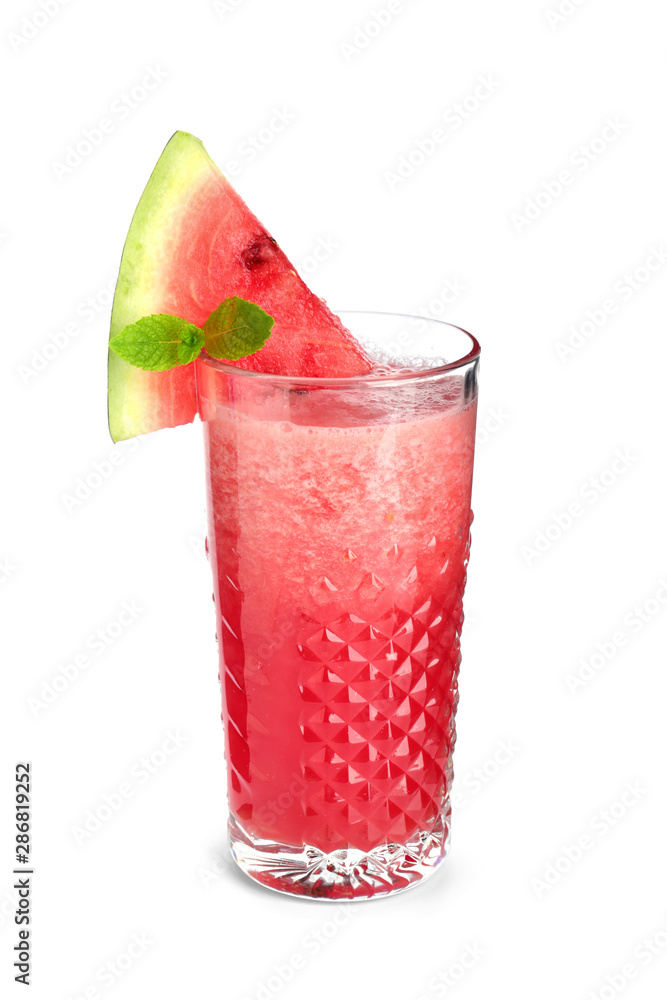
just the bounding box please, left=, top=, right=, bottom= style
left=108, top=132, right=218, bottom=442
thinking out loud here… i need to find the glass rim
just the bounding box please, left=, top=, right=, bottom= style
left=197, top=310, right=480, bottom=387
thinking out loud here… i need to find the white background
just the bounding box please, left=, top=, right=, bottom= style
left=2, top=1, right=667, bottom=998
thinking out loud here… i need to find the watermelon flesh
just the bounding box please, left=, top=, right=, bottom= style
left=108, top=131, right=371, bottom=442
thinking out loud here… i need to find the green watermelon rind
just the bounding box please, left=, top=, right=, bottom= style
left=108, top=131, right=216, bottom=442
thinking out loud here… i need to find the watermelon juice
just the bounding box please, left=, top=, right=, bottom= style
left=196, top=314, right=480, bottom=899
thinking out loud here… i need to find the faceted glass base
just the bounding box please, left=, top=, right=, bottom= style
left=229, top=813, right=450, bottom=901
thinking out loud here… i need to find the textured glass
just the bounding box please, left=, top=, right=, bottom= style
left=197, top=313, right=479, bottom=899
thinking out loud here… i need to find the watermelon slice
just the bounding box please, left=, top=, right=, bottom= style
left=108, top=131, right=371, bottom=442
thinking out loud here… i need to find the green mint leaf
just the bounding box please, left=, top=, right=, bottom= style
left=177, top=325, right=206, bottom=365
left=109, top=315, right=204, bottom=371
left=203, top=297, right=274, bottom=361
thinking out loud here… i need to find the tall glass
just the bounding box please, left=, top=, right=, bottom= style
left=196, top=312, right=480, bottom=900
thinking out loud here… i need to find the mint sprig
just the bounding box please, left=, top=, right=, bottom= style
left=109, top=297, right=274, bottom=371
left=203, top=297, right=274, bottom=360
left=109, top=315, right=204, bottom=371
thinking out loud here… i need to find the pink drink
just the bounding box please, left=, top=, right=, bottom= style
left=196, top=314, right=479, bottom=899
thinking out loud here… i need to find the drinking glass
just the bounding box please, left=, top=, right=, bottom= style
left=196, top=312, right=480, bottom=900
